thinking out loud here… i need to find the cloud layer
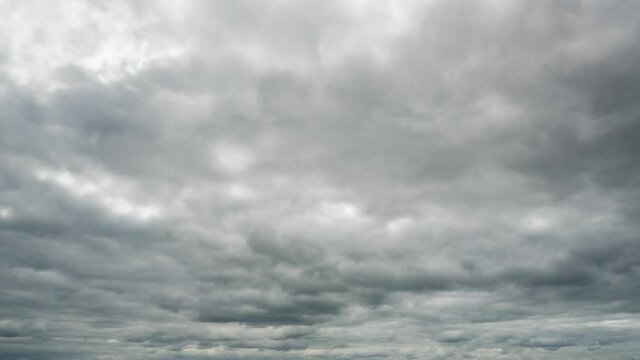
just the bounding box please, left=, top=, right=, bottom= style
left=1, top=1, right=640, bottom=359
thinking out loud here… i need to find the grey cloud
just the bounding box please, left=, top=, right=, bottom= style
left=196, top=297, right=342, bottom=326
left=2, top=0, right=640, bottom=359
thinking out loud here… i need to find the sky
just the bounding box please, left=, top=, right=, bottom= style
left=1, top=1, right=640, bottom=359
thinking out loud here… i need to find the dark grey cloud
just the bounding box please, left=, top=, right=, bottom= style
left=1, top=0, right=640, bottom=359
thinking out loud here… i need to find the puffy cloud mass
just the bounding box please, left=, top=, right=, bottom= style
left=1, top=1, right=640, bottom=359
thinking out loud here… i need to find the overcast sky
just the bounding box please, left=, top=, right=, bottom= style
left=1, top=1, right=640, bottom=359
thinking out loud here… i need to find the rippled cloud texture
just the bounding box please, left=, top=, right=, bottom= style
left=2, top=1, right=640, bottom=359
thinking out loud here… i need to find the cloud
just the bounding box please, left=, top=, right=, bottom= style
left=1, top=0, right=640, bottom=359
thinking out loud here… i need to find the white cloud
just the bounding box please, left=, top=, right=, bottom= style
left=35, top=168, right=161, bottom=221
